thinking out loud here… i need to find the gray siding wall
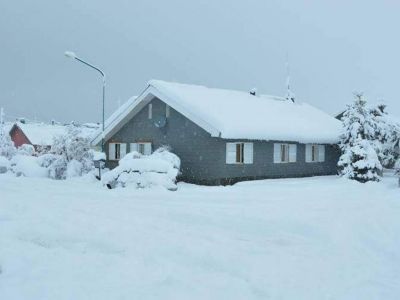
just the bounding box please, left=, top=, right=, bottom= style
left=106, top=97, right=340, bottom=185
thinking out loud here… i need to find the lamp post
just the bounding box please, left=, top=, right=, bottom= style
left=64, top=51, right=106, bottom=153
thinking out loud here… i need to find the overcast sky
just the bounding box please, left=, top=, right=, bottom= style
left=1, top=0, right=399, bottom=123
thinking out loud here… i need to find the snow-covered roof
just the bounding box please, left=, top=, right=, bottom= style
left=92, top=80, right=342, bottom=145
left=13, top=122, right=66, bottom=145
left=11, top=122, right=99, bottom=146
left=104, top=96, right=138, bottom=131
left=78, top=124, right=101, bottom=140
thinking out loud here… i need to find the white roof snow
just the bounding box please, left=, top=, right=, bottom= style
left=93, top=80, right=342, bottom=145
left=12, top=122, right=99, bottom=146
left=15, top=122, right=66, bottom=145
left=103, top=96, right=138, bottom=131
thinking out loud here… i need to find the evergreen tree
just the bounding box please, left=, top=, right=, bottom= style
left=338, top=93, right=382, bottom=182
left=368, top=102, right=400, bottom=167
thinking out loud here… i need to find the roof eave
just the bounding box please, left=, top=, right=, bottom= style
left=91, top=84, right=221, bottom=147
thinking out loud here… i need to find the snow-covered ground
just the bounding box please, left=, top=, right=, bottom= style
left=1, top=174, right=399, bottom=299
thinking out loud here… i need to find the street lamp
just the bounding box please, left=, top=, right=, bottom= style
left=65, top=51, right=106, bottom=180
left=64, top=51, right=106, bottom=153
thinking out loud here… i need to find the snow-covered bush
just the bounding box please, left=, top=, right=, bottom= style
left=35, top=143, right=50, bottom=155
left=338, top=93, right=383, bottom=182
left=17, top=144, right=36, bottom=156
left=66, top=159, right=85, bottom=178
left=394, top=158, right=400, bottom=187
left=37, top=153, right=58, bottom=168
left=102, top=146, right=180, bottom=191
left=47, top=125, right=94, bottom=179
left=0, top=123, right=16, bottom=159
left=91, top=150, right=106, bottom=161
left=0, top=156, right=10, bottom=174
left=150, top=146, right=181, bottom=169
left=10, top=154, right=48, bottom=177
left=395, top=160, right=400, bottom=172
left=47, top=156, right=68, bottom=179
left=0, top=121, right=15, bottom=173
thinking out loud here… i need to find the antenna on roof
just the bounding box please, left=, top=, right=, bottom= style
left=285, top=53, right=295, bottom=103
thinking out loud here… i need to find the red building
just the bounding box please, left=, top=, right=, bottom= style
left=9, top=124, right=31, bottom=148
left=9, top=122, right=66, bottom=151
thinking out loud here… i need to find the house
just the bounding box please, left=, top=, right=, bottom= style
left=92, top=80, right=342, bottom=185
left=9, top=121, right=98, bottom=152
left=9, top=121, right=66, bottom=151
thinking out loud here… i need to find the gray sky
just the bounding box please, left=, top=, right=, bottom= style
left=1, top=0, right=399, bottom=123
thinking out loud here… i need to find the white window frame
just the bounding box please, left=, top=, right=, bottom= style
left=109, top=142, right=126, bottom=161
left=226, top=142, right=253, bottom=164
left=166, top=104, right=170, bottom=118
left=148, top=103, right=153, bottom=119
left=274, top=143, right=297, bottom=163
left=318, top=145, right=325, bottom=162
left=130, top=142, right=152, bottom=155
left=306, top=144, right=325, bottom=163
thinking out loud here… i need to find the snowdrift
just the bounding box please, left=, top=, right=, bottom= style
left=0, top=156, right=10, bottom=173
left=102, top=147, right=180, bottom=191
left=2, top=172, right=400, bottom=299
left=10, top=154, right=48, bottom=178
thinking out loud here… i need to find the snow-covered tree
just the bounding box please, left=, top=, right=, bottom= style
left=338, top=137, right=382, bottom=182
left=395, top=159, right=400, bottom=187
left=47, top=125, right=94, bottom=179
left=338, top=93, right=382, bottom=182
left=35, top=143, right=50, bottom=155
left=385, top=122, right=400, bottom=168
left=368, top=102, right=400, bottom=167
left=0, top=122, right=16, bottom=159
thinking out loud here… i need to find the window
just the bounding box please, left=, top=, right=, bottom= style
left=148, top=103, right=153, bottom=119
left=311, top=145, right=318, bottom=162
left=130, top=142, right=152, bottom=155
left=138, top=143, right=146, bottom=155
left=273, top=143, right=297, bottom=163
left=226, top=142, right=253, bottom=164
left=306, top=144, right=325, bottom=162
left=109, top=143, right=126, bottom=160
left=115, top=144, right=120, bottom=159
left=166, top=104, right=170, bottom=118
left=235, top=143, right=244, bottom=163
left=280, top=144, right=289, bottom=162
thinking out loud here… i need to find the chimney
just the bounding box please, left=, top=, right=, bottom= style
left=249, top=88, right=257, bottom=96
